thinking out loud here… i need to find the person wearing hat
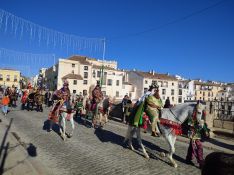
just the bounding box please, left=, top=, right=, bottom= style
left=145, top=85, right=163, bottom=137
left=129, top=83, right=159, bottom=127
left=91, top=81, right=103, bottom=126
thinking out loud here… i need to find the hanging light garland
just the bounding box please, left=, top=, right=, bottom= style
left=0, top=48, right=55, bottom=76
left=0, top=9, right=104, bottom=53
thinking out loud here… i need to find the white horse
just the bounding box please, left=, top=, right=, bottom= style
left=59, top=102, right=76, bottom=140
left=124, top=101, right=206, bottom=168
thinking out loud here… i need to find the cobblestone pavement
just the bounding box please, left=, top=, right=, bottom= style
left=1, top=103, right=213, bottom=175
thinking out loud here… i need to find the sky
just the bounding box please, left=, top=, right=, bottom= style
left=0, top=0, right=233, bottom=82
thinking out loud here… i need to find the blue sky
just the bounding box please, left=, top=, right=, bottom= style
left=0, top=0, right=233, bottom=82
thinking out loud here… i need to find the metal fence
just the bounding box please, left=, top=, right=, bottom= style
left=210, top=101, right=234, bottom=121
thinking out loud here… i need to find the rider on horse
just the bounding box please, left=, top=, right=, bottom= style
left=91, top=81, right=103, bottom=127
left=91, top=81, right=103, bottom=115
left=145, top=85, right=163, bottom=137
left=49, top=80, right=71, bottom=126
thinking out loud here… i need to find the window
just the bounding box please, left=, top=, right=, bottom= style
left=162, top=89, right=166, bottom=95
left=172, top=97, right=174, bottom=101
left=6, top=75, right=10, bottom=81
left=179, top=89, right=182, bottom=95
left=144, top=88, right=148, bottom=93
left=73, top=80, right=77, bottom=85
left=145, top=80, right=148, bottom=84
left=152, top=80, right=157, bottom=85
left=102, top=91, right=106, bottom=96
left=208, top=92, right=210, bottom=97
left=83, top=80, right=88, bottom=85
left=84, top=66, right=88, bottom=70
left=178, top=97, right=182, bottom=103
left=83, top=90, right=87, bottom=95
left=97, top=71, right=101, bottom=77
left=203, top=92, right=205, bottom=96
left=72, top=64, right=75, bottom=68
left=73, top=90, right=76, bottom=94
left=0, top=74, right=3, bottom=81
left=72, top=70, right=74, bottom=74
left=93, top=70, right=96, bottom=78
left=116, top=80, right=119, bottom=86
left=84, top=72, right=88, bottom=78
left=107, top=79, right=112, bottom=86
left=172, top=82, right=174, bottom=86
left=171, top=89, right=174, bottom=95
left=163, top=96, right=165, bottom=100
left=14, top=75, right=17, bottom=82
left=116, top=91, right=119, bottom=97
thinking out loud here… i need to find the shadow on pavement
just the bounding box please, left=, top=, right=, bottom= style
left=94, top=128, right=187, bottom=165
left=42, top=119, right=60, bottom=134
left=0, top=118, right=13, bottom=175
left=206, top=138, right=234, bottom=151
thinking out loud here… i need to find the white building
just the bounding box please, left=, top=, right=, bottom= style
left=178, top=80, right=195, bottom=103
left=45, top=55, right=137, bottom=101
left=126, top=70, right=179, bottom=105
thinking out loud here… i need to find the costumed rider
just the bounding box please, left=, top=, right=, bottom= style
left=48, top=80, right=71, bottom=129
left=145, top=85, right=163, bottom=137
left=186, top=100, right=208, bottom=169
left=128, top=83, right=159, bottom=128
left=91, top=80, right=103, bottom=116
left=53, top=80, right=71, bottom=101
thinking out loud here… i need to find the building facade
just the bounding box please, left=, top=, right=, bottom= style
left=194, top=81, right=223, bottom=101
left=0, top=68, right=20, bottom=88
left=127, top=71, right=179, bottom=105
left=44, top=55, right=137, bottom=101
left=177, top=80, right=195, bottom=103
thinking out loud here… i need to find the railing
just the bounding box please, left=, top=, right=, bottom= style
left=211, top=101, right=234, bottom=121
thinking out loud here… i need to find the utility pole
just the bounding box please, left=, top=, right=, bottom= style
left=100, top=38, right=106, bottom=88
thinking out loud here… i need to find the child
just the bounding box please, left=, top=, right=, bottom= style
left=1, top=94, right=10, bottom=116
left=142, top=113, right=151, bottom=133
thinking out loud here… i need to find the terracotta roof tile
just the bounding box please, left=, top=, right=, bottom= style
left=194, top=81, right=222, bottom=87
left=92, top=65, right=117, bottom=71
left=133, top=71, right=178, bottom=81
left=67, top=55, right=92, bottom=65
left=62, top=73, right=83, bottom=80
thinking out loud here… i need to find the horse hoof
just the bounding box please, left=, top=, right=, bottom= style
left=144, top=154, right=150, bottom=159
left=61, top=134, right=66, bottom=140
left=67, top=133, right=73, bottom=138
left=172, top=163, right=178, bottom=168
left=160, top=152, right=166, bottom=157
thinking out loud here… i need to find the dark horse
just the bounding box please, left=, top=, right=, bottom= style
left=202, top=152, right=234, bottom=175
left=27, top=92, right=36, bottom=111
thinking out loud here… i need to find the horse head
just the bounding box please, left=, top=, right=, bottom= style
left=194, top=100, right=206, bottom=127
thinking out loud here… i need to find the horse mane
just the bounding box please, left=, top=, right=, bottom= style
left=171, top=102, right=195, bottom=113
left=162, top=102, right=196, bottom=122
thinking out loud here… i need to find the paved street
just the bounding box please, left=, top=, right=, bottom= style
left=1, top=103, right=213, bottom=175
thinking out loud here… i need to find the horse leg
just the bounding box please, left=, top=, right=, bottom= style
left=59, top=114, right=66, bottom=140
left=128, top=127, right=136, bottom=151
left=136, top=127, right=149, bottom=159
left=68, top=114, right=75, bottom=138
left=124, top=125, right=132, bottom=143
left=165, top=133, right=177, bottom=168
left=123, top=125, right=135, bottom=150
